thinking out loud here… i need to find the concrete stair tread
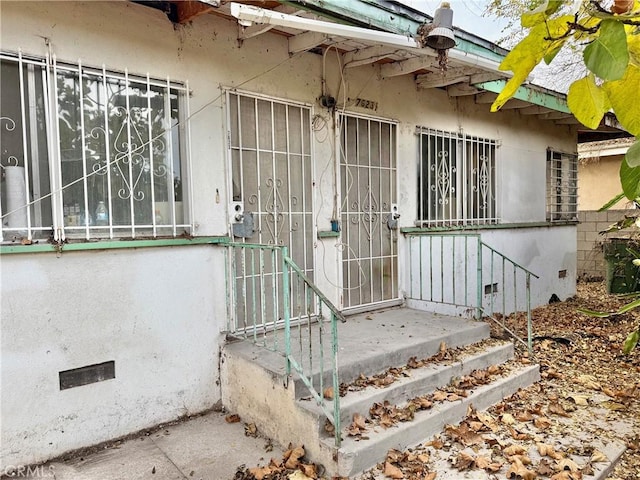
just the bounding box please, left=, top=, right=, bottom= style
left=330, top=363, right=541, bottom=477
left=297, top=341, right=514, bottom=426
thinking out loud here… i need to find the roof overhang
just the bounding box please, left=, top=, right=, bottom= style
left=133, top=0, right=626, bottom=136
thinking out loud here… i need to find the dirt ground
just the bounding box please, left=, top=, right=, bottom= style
left=497, top=280, right=640, bottom=480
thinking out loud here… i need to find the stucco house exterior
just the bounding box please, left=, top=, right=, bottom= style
left=0, top=0, right=621, bottom=473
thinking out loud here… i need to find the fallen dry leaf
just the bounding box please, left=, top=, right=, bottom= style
left=548, top=401, right=571, bottom=417
left=225, top=414, right=241, bottom=423
left=424, top=438, right=444, bottom=449
left=601, top=400, right=626, bottom=411
left=537, top=442, right=564, bottom=460
left=503, top=444, right=527, bottom=456
left=557, top=458, right=580, bottom=472
left=537, top=458, right=556, bottom=476
left=323, top=387, right=334, bottom=400
left=288, top=470, right=313, bottom=480
left=590, top=450, right=608, bottom=463
left=534, top=416, right=552, bottom=430
left=506, top=458, right=536, bottom=480
left=284, top=446, right=305, bottom=469
left=501, top=413, right=516, bottom=425
left=453, top=451, right=474, bottom=470
left=383, top=461, right=403, bottom=479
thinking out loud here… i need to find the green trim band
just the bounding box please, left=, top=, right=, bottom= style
left=317, top=230, right=341, bottom=238
left=474, top=80, right=571, bottom=114
left=0, top=236, right=230, bottom=255
left=401, top=221, right=577, bottom=234
left=281, top=0, right=506, bottom=63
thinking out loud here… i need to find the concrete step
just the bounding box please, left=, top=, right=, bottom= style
left=298, top=341, right=514, bottom=429
left=329, top=363, right=541, bottom=478
left=293, top=312, right=491, bottom=398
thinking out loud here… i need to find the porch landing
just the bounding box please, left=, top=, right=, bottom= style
left=224, top=307, right=489, bottom=388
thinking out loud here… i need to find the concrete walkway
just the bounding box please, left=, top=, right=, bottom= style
left=3, top=411, right=284, bottom=480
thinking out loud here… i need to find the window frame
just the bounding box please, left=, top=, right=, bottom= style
left=546, top=148, right=578, bottom=222
left=417, top=127, right=499, bottom=227
left=0, top=50, right=192, bottom=243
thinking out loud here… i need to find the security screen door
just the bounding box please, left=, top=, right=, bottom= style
left=339, top=113, right=399, bottom=310
left=227, top=91, right=314, bottom=332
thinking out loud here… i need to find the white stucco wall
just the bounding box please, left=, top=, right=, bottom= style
left=1, top=0, right=578, bottom=468
left=1, top=246, right=223, bottom=468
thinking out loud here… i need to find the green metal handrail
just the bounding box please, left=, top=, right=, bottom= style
left=227, top=242, right=343, bottom=447
left=283, top=248, right=344, bottom=447
left=406, top=233, right=538, bottom=355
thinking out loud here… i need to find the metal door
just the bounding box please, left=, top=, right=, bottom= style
left=227, top=91, right=314, bottom=332
left=339, top=113, right=399, bottom=311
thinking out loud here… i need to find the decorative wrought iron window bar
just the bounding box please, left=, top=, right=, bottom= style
left=0, top=50, right=192, bottom=243
left=546, top=149, right=578, bottom=222
left=417, top=127, right=498, bottom=227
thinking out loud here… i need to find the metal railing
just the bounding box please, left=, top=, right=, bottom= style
left=227, top=242, right=344, bottom=447
left=406, top=233, right=538, bottom=355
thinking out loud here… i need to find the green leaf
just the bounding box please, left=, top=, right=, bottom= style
left=583, top=20, right=630, bottom=80
left=567, top=75, right=610, bottom=129
left=491, top=16, right=571, bottom=111
left=577, top=307, right=614, bottom=318
left=603, top=64, right=640, bottom=136
left=579, top=297, right=640, bottom=319
left=625, top=138, right=640, bottom=167
left=623, top=329, right=639, bottom=354
left=620, top=155, right=640, bottom=200
left=544, top=43, right=563, bottom=64
left=598, top=192, right=626, bottom=211
left=521, top=0, right=564, bottom=28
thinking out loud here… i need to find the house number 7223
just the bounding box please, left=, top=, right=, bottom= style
left=355, top=98, right=378, bottom=111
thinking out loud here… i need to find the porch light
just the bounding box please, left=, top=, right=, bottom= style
left=424, top=2, right=456, bottom=50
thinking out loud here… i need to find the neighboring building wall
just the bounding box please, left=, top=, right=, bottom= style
left=578, top=152, right=635, bottom=279
left=577, top=209, right=639, bottom=280
left=1, top=1, right=578, bottom=468
left=579, top=155, right=628, bottom=211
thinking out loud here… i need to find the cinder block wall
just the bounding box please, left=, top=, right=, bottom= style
left=577, top=209, right=639, bottom=280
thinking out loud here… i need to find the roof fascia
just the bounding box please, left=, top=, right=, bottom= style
left=280, top=0, right=506, bottom=63
left=473, top=79, right=571, bottom=114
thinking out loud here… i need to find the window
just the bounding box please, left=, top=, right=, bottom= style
left=0, top=52, right=190, bottom=242
left=417, top=128, right=498, bottom=226
left=546, top=149, right=577, bottom=222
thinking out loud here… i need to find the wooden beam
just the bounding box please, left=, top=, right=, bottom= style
left=175, top=1, right=215, bottom=24
left=416, top=68, right=469, bottom=89
left=469, top=72, right=507, bottom=84
left=496, top=99, right=530, bottom=110
left=518, top=105, right=554, bottom=115
left=554, top=117, right=581, bottom=125
left=379, top=54, right=436, bottom=78
left=447, top=84, right=480, bottom=97
left=343, top=46, right=404, bottom=68
left=288, top=31, right=329, bottom=54
left=417, top=75, right=469, bottom=89
left=239, top=23, right=276, bottom=41
left=540, top=111, right=574, bottom=120
left=474, top=91, right=498, bottom=104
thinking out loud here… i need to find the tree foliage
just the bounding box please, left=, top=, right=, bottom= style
left=491, top=1, right=640, bottom=353
left=490, top=0, right=640, bottom=190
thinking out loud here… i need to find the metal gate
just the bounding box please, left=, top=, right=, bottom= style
left=339, top=113, right=399, bottom=311
left=226, top=91, right=314, bottom=332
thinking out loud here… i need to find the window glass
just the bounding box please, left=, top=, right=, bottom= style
left=0, top=52, right=189, bottom=242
